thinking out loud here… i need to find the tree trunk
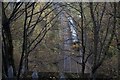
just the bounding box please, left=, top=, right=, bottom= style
left=2, top=6, right=16, bottom=76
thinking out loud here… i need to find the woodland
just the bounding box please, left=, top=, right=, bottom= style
left=1, top=2, right=120, bottom=80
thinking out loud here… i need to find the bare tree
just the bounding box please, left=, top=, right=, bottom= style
left=89, top=2, right=117, bottom=79
left=16, top=2, right=63, bottom=79
left=2, top=2, right=24, bottom=77
left=2, top=2, right=63, bottom=79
